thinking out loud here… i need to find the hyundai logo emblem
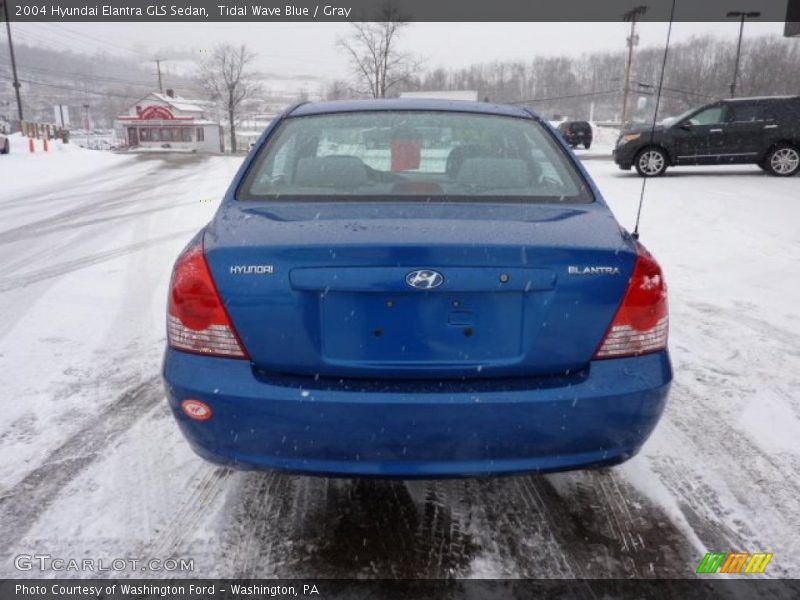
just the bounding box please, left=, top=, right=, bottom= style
left=406, top=269, right=444, bottom=289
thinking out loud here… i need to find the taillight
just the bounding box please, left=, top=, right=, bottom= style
left=594, top=243, right=668, bottom=359
left=167, top=241, right=249, bottom=359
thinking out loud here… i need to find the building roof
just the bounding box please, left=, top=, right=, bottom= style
left=125, top=92, right=213, bottom=113
left=151, top=93, right=213, bottom=112
left=289, top=98, right=535, bottom=119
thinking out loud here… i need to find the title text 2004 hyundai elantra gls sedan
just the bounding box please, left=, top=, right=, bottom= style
left=162, top=99, right=671, bottom=477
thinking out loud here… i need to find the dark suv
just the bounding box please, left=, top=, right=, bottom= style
left=613, top=96, right=800, bottom=177
left=557, top=121, right=593, bottom=149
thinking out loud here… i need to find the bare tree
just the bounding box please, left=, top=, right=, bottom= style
left=338, top=5, right=418, bottom=98
left=198, top=43, right=262, bottom=153
left=325, top=79, right=356, bottom=101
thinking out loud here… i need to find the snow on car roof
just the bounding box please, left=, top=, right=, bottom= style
left=289, top=98, right=536, bottom=119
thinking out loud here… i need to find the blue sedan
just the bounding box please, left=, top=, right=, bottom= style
left=162, top=99, right=671, bottom=477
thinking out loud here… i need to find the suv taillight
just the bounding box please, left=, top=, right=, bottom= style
left=167, top=241, right=249, bottom=359
left=594, top=243, right=668, bottom=359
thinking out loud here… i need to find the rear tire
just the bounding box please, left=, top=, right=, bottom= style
left=584, top=142, right=591, bottom=150
left=634, top=147, right=668, bottom=177
left=764, top=145, right=800, bottom=177
left=0, top=139, right=8, bottom=155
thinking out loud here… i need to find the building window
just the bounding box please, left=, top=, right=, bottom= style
left=140, top=127, right=160, bottom=142
left=181, top=128, right=192, bottom=142
left=196, top=127, right=205, bottom=142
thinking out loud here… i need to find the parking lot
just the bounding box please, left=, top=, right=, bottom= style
left=0, top=148, right=798, bottom=578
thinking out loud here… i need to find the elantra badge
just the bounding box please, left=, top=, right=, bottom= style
left=568, top=266, right=621, bottom=275
left=406, top=269, right=444, bottom=289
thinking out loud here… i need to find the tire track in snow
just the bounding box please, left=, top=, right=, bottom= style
left=0, top=376, right=163, bottom=553
left=648, top=301, right=800, bottom=575
left=145, top=465, right=234, bottom=559
left=0, top=229, right=198, bottom=292
left=219, top=475, right=480, bottom=578
left=212, top=469, right=695, bottom=579
left=0, top=168, right=201, bottom=246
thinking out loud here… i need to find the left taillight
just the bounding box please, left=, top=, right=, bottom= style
left=167, top=241, right=249, bottom=359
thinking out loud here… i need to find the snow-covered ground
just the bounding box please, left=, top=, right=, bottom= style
left=1, top=133, right=129, bottom=197
left=0, top=146, right=798, bottom=579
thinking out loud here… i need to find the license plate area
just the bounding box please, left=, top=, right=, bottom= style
left=320, top=292, right=524, bottom=363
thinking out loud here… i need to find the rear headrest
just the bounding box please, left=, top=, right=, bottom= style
left=455, top=158, right=531, bottom=189
left=294, top=156, right=369, bottom=188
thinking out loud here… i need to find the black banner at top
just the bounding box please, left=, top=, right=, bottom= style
left=1, top=0, right=794, bottom=22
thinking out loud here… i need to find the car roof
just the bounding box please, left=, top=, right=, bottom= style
left=722, top=95, right=800, bottom=103
left=288, top=98, right=536, bottom=119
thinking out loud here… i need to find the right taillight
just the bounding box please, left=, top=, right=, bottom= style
left=594, top=243, right=668, bottom=359
left=167, top=240, right=249, bottom=359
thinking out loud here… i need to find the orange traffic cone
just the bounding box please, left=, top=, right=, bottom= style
left=43, top=138, right=49, bottom=152
left=29, top=137, right=35, bottom=153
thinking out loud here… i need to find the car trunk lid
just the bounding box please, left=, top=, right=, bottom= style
left=204, top=201, right=636, bottom=379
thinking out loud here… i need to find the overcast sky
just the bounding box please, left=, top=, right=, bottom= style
left=8, top=21, right=791, bottom=87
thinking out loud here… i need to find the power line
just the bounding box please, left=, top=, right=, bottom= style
left=31, top=22, right=141, bottom=57
left=0, top=74, right=144, bottom=99
left=510, top=89, right=620, bottom=105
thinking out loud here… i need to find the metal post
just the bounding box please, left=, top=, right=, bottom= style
left=727, top=11, right=761, bottom=98
left=730, top=15, right=745, bottom=97
left=621, top=6, right=647, bottom=128
left=1, top=0, right=24, bottom=125
left=83, top=103, right=90, bottom=148
left=156, top=59, right=164, bottom=93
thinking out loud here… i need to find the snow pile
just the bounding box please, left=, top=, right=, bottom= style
left=591, top=124, right=620, bottom=148
left=0, top=133, right=128, bottom=198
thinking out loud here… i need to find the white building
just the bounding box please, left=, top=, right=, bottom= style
left=117, top=90, right=222, bottom=153
left=399, top=90, right=480, bottom=102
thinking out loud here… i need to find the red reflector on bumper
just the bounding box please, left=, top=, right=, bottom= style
left=181, top=399, right=213, bottom=421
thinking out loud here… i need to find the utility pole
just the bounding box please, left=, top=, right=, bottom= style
left=621, top=5, right=647, bottom=128
left=155, top=59, right=164, bottom=93
left=83, top=103, right=90, bottom=148
left=727, top=11, right=760, bottom=97
left=1, top=0, right=24, bottom=126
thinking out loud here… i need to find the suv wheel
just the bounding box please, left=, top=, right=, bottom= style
left=765, top=145, right=800, bottom=177
left=0, top=139, right=8, bottom=155
left=584, top=141, right=591, bottom=149
left=635, top=147, right=668, bottom=177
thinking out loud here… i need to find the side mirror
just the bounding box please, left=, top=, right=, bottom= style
left=679, top=121, right=692, bottom=131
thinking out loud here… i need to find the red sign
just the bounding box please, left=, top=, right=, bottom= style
left=139, top=105, right=175, bottom=120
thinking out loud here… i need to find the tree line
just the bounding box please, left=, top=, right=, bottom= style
left=332, top=29, right=800, bottom=123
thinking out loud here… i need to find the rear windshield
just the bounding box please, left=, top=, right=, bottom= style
left=238, top=111, right=593, bottom=203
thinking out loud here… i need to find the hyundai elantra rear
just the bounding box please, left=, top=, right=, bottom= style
left=162, top=99, right=671, bottom=477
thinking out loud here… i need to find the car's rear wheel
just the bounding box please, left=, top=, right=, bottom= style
left=0, top=139, right=8, bottom=155
left=584, top=142, right=591, bottom=149
left=634, top=147, right=668, bottom=177
left=765, top=145, right=800, bottom=177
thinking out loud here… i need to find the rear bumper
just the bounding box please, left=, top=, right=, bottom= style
left=162, top=350, right=671, bottom=477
